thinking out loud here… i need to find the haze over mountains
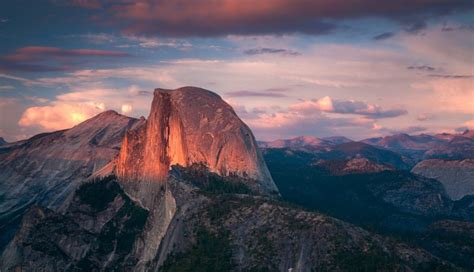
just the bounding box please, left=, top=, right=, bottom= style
left=260, top=130, right=474, bottom=162
left=0, top=87, right=473, bottom=271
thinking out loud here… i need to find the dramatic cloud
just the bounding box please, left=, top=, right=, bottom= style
left=290, top=96, right=407, bottom=118
left=19, top=101, right=105, bottom=130
left=243, top=48, right=300, bottom=56
left=227, top=97, right=409, bottom=140
left=18, top=85, right=152, bottom=131
left=65, top=0, right=472, bottom=36
left=0, top=46, right=130, bottom=72
left=240, top=105, right=377, bottom=140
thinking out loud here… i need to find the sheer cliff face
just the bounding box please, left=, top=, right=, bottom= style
left=116, top=87, right=277, bottom=195
left=412, top=159, right=474, bottom=200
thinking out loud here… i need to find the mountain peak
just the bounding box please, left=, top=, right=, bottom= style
left=96, top=109, right=120, bottom=117
left=116, top=87, right=278, bottom=195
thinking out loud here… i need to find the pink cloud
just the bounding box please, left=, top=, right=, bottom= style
left=413, top=77, right=474, bottom=114
left=0, top=46, right=130, bottom=72
left=3, top=46, right=129, bottom=61
left=18, top=101, right=105, bottom=131
left=69, top=0, right=472, bottom=36
left=290, top=96, right=407, bottom=118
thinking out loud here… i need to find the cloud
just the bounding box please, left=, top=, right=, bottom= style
left=403, top=21, right=427, bottom=34
left=399, top=24, right=473, bottom=67
left=417, top=113, right=434, bottom=121
left=3, top=46, right=129, bottom=60
left=65, top=0, right=472, bottom=37
left=373, top=32, right=395, bottom=40
left=0, top=97, right=18, bottom=107
left=0, top=73, right=37, bottom=85
left=121, top=103, right=133, bottom=114
left=51, top=0, right=102, bottom=9
left=397, top=126, right=427, bottom=134
left=18, top=85, right=152, bottom=131
left=0, top=46, right=130, bottom=72
left=18, top=101, right=105, bottom=131
left=124, top=35, right=192, bottom=49
left=25, top=96, right=49, bottom=103
left=413, top=77, right=474, bottom=114
left=242, top=106, right=377, bottom=140
left=463, top=120, right=474, bottom=129
left=290, top=96, right=407, bottom=118
left=243, top=48, right=300, bottom=56
left=441, top=24, right=474, bottom=32
left=0, top=85, right=14, bottom=90
left=227, top=97, right=409, bottom=140
left=225, top=90, right=287, bottom=98
left=407, top=65, right=436, bottom=72
left=428, top=74, right=473, bottom=79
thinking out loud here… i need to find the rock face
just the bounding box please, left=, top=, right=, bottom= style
left=0, top=137, right=7, bottom=146
left=412, top=159, right=474, bottom=200
left=0, top=110, right=142, bottom=249
left=0, top=177, right=149, bottom=271
left=2, top=174, right=456, bottom=272
left=116, top=86, right=277, bottom=195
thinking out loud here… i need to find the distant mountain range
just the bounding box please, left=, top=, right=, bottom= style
left=258, top=135, right=352, bottom=149
left=362, top=130, right=474, bottom=161
left=259, top=130, right=474, bottom=162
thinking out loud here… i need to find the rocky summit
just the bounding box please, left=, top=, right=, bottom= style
left=116, top=86, right=278, bottom=195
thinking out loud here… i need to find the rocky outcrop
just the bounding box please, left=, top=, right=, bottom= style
left=0, top=137, right=7, bottom=146
left=2, top=174, right=456, bottom=271
left=0, top=177, right=149, bottom=271
left=412, top=159, right=474, bottom=200
left=116, top=86, right=277, bottom=195
left=0, top=110, right=143, bottom=250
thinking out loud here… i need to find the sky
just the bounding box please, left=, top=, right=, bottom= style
left=0, top=0, right=473, bottom=142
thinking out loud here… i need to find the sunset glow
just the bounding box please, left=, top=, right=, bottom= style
left=0, top=0, right=473, bottom=141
